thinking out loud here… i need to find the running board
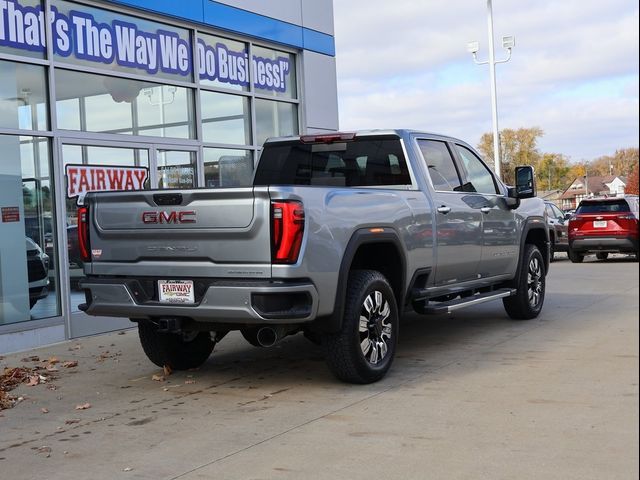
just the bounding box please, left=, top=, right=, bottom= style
left=416, top=288, right=516, bottom=314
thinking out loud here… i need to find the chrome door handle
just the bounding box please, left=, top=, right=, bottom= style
left=437, top=206, right=451, bottom=214
left=480, top=207, right=491, bottom=214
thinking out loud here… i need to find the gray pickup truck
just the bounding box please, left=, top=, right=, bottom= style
left=78, top=130, right=548, bottom=383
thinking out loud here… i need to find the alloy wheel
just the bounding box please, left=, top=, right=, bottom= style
left=527, top=256, right=543, bottom=308
left=358, top=290, right=392, bottom=364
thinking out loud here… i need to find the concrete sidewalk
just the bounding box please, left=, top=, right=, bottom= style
left=0, top=256, right=638, bottom=479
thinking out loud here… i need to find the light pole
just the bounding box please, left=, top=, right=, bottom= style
left=467, top=0, right=514, bottom=179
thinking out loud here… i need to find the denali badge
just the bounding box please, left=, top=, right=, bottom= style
left=142, top=211, right=196, bottom=224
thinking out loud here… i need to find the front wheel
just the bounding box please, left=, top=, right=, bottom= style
left=503, top=244, right=546, bottom=320
left=138, top=322, right=214, bottom=370
left=324, top=270, right=399, bottom=384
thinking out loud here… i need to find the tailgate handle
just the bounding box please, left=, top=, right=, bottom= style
left=153, top=193, right=183, bottom=206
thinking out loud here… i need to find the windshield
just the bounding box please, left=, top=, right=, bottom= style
left=576, top=200, right=630, bottom=214
left=254, top=137, right=411, bottom=187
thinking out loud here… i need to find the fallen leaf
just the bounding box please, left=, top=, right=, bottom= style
left=62, top=361, right=78, bottom=368
left=46, top=365, right=59, bottom=372
left=47, top=357, right=60, bottom=365
left=163, top=365, right=172, bottom=376
left=41, top=408, right=49, bottom=414
left=151, top=374, right=165, bottom=382
left=27, top=375, right=40, bottom=386
left=117, top=331, right=126, bottom=335
left=65, top=419, right=80, bottom=424
left=75, top=403, right=91, bottom=410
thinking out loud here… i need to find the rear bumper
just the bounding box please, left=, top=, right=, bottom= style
left=78, top=277, right=319, bottom=325
left=569, top=236, right=638, bottom=253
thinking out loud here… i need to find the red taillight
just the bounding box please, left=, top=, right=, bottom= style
left=299, top=132, right=356, bottom=144
left=271, top=201, right=304, bottom=264
left=77, top=206, right=91, bottom=262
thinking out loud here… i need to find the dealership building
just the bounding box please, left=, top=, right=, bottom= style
left=0, top=0, right=338, bottom=352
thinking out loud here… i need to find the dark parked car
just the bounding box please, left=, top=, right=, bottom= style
left=568, top=197, right=639, bottom=262
left=27, top=237, right=50, bottom=309
left=545, top=201, right=569, bottom=261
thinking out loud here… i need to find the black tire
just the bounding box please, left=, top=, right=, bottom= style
left=240, top=327, right=262, bottom=347
left=596, top=252, right=608, bottom=261
left=324, top=270, right=399, bottom=384
left=138, top=321, right=214, bottom=370
left=549, top=235, right=556, bottom=263
left=568, top=248, right=584, bottom=263
left=29, top=299, right=37, bottom=309
left=503, top=244, right=546, bottom=320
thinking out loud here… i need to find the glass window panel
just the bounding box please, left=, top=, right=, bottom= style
left=251, top=45, right=296, bottom=99
left=455, top=144, right=498, bottom=194
left=204, top=148, right=253, bottom=188
left=51, top=0, right=193, bottom=82
left=157, top=150, right=196, bottom=189
left=417, top=140, right=462, bottom=192
left=255, top=99, right=297, bottom=146
left=0, top=60, right=48, bottom=131
left=200, top=91, right=251, bottom=145
left=0, top=135, right=60, bottom=325
left=61, top=144, right=149, bottom=313
left=0, top=0, right=46, bottom=59
left=55, top=69, right=195, bottom=139
left=197, top=33, right=249, bottom=92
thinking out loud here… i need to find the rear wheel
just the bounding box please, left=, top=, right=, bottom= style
left=503, top=244, right=546, bottom=320
left=549, top=235, right=556, bottom=262
left=568, top=248, right=584, bottom=263
left=324, top=270, right=398, bottom=384
left=596, top=252, right=609, bottom=261
left=138, top=322, right=214, bottom=370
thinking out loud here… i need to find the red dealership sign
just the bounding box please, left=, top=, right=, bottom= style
left=65, top=165, right=148, bottom=198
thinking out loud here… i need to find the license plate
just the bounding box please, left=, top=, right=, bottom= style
left=158, top=280, right=194, bottom=304
left=593, top=220, right=607, bottom=228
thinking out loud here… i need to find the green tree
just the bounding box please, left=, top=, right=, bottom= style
left=589, top=148, right=639, bottom=178
left=477, top=127, right=544, bottom=185
left=537, top=153, right=571, bottom=191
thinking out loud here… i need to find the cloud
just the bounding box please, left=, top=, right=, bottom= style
left=333, top=0, right=639, bottom=161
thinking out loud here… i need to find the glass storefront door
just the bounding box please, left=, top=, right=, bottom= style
left=60, top=140, right=200, bottom=338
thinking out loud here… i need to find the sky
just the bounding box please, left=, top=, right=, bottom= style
left=332, top=0, right=639, bottom=162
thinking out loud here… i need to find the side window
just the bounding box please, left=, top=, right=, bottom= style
left=552, top=205, right=564, bottom=219
left=454, top=145, right=499, bottom=194
left=545, top=204, right=555, bottom=219
left=417, top=140, right=462, bottom=192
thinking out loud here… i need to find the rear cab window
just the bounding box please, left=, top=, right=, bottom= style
left=254, top=136, right=412, bottom=187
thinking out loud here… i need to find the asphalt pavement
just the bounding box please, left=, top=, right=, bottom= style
left=0, top=254, right=638, bottom=480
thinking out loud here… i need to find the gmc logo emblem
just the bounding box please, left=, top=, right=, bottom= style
left=142, top=211, right=196, bottom=224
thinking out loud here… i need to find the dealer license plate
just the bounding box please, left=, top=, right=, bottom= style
left=593, top=220, right=607, bottom=228
left=158, top=280, right=194, bottom=304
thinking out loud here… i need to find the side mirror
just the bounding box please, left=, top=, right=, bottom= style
left=564, top=213, right=572, bottom=220
left=514, top=166, right=536, bottom=199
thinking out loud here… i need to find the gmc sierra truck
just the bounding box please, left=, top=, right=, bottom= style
left=78, top=130, right=549, bottom=384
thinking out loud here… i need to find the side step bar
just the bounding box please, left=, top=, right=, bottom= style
left=416, top=288, right=516, bottom=314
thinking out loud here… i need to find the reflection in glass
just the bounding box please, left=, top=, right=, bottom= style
left=61, top=144, right=149, bottom=313
left=255, top=99, right=298, bottom=146
left=201, top=91, right=251, bottom=145
left=158, top=151, right=196, bottom=189
left=204, top=148, right=253, bottom=188
left=0, top=135, right=59, bottom=325
left=0, top=60, right=49, bottom=131
left=55, top=70, right=195, bottom=139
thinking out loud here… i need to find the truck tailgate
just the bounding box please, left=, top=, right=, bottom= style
left=84, top=187, right=272, bottom=278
